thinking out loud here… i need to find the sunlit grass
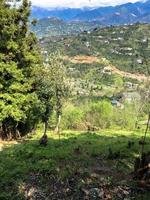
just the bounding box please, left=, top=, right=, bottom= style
left=0, top=129, right=149, bottom=199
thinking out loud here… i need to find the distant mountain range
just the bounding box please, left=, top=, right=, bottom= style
left=31, top=0, right=150, bottom=25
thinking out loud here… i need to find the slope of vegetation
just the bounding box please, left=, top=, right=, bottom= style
left=41, top=23, right=150, bottom=75
left=0, top=130, right=150, bottom=200
left=39, top=24, right=150, bottom=116
left=0, top=1, right=150, bottom=200
left=30, top=17, right=100, bottom=38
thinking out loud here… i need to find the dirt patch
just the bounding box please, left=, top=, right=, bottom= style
left=104, top=65, right=150, bottom=82
left=66, top=55, right=149, bottom=82
left=23, top=172, right=133, bottom=200
left=68, top=55, right=99, bottom=64
left=22, top=160, right=135, bottom=200
left=0, top=140, right=18, bottom=151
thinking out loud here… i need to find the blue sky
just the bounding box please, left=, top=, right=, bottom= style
left=31, top=0, right=143, bottom=8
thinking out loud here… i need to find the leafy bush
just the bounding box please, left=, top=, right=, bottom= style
left=58, top=99, right=146, bottom=131
left=84, top=100, right=113, bottom=129
left=61, top=104, right=84, bottom=130
left=112, top=102, right=140, bottom=130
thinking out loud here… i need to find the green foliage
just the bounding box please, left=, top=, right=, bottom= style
left=85, top=100, right=113, bottom=128
left=60, top=100, right=114, bottom=130
left=61, top=103, right=84, bottom=129
left=35, top=52, right=68, bottom=134
left=113, top=74, right=124, bottom=88
left=113, top=101, right=141, bottom=130
left=44, top=23, right=150, bottom=75
left=0, top=130, right=150, bottom=199
left=0, top=0, right=41, bottom=138
left=31, top=18, right=99, bottom=38
left=59, top=98, right=147, bottom=131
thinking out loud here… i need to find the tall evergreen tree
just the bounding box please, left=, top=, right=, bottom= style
left=0, top=0, right=41, bottom=139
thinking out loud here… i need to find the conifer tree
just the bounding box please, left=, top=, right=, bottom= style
left=0, top=0, right=41, bottom=139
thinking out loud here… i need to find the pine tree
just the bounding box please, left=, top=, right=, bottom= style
left=0, top=0, right=41, bottom=139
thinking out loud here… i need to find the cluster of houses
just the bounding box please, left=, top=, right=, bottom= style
left=111, top=90, right=141, bottom=109
left=38, top=23, right=148, bottom=110
left=79, top=24, right=149, bottom=61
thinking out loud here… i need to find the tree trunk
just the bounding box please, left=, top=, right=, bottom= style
left=39, top=121, right=48, bottom=146
left=55, top=115, right=61, bottom=141
left=141, top=112, right=150, bottom=157
left=8, top=130, right=13, bottom=141
left=2, top=123, right=8, bottom=140
left=44, top=120, right=48, bottom=136
left=16, top=129, right=21, bottom=139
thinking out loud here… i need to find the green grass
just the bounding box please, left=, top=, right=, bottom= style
left=0, top=129, right=150, bottom=199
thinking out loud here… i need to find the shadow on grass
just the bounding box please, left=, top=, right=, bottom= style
left=0, top=130, right=150, bottom=200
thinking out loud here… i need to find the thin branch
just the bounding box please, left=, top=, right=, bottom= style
left=141, top=112, right=150, bottom=157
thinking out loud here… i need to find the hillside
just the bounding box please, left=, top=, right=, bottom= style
left=1, top=130, right=150, bottom=200
left=1, top=2, right=150, bottom=200
left=40, top=23, right=150, bottom=97
left=41, top=23, right=150, bottom=75
left=67, top=55, right=149, bottom=82
left=30, top=17, right=100, bottom=38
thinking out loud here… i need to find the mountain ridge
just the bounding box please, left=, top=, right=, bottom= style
left=31, top=0, right=150, bottom=24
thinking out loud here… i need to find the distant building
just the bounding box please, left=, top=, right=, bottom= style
left=85, top=41, right=90, bottom=48
left=136, top=59, right=143, bottom=64
left=102, top=66, right=112, bottom=75
left=111, top=99, right=124, bottom=108
left=122, top=92, right=141, bottom=103
left=125, top=82, right=133, bottom=89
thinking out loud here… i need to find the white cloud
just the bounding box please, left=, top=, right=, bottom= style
left=31, top=0, right=143, bottom=8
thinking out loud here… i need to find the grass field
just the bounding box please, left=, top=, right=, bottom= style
left=0, top=130, right=150, bottom=200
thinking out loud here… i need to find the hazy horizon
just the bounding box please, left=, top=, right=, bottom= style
left=31, top=0, right=144, bottom=8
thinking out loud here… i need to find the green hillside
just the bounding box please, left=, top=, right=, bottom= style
left=39, top=23, right=150, bottom=99
left=1, top=2, right=150, bottom=199
left=1, top=130, right=150, bottom=200
left=41, top=23, right=150, bottom=75
left=31, top=17, right=100, bottom=38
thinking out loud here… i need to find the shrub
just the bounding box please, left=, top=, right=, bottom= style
left=61, top=104, right=84, bottom=130
left=112, top=102, right=140, bottom=130
left=84, top=100, right=113, bottom=129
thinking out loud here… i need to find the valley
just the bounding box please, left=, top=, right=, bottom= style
left=1, top=1, right=150, bottom=199
left=39, top=23, right=150, bottom=100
